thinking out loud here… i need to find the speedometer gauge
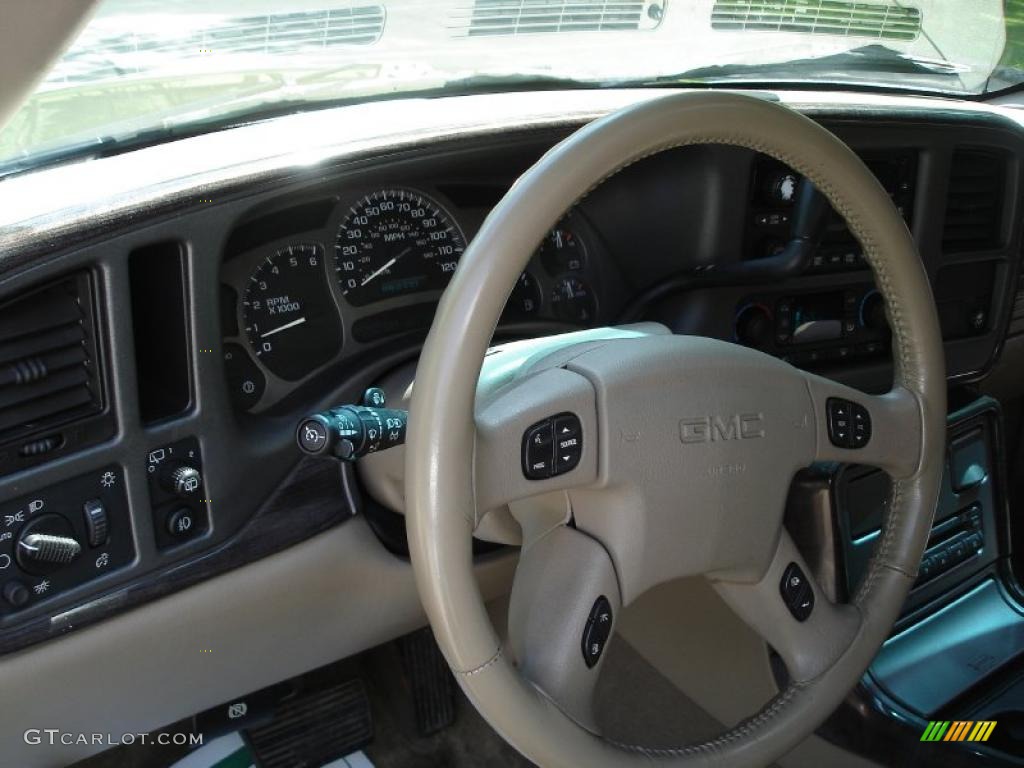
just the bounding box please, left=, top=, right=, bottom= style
left=334, top=189, right=466, bottom=306
left=242, top=243, right=341, bottom=381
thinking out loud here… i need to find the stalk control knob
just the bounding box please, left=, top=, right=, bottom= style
left=162, top=464, right=202, bottom=498
left=297, top=388, right=408, bottom=462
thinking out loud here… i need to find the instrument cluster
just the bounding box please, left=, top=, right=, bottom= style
left=220, top=186, right=605, bottom=412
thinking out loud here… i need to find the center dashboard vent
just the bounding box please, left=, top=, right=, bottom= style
left=455, top=1, right=662, bottom=37
left=710, top=0, right=921, bottom=41
left=0, top=273, right=112, bottom=475
left=1007, top=262, right=1024, bottom=338
left=943, top=149, right=1006, bottom=253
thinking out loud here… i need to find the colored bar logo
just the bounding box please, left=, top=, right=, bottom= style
left=920, top=721, right=997, bottom=742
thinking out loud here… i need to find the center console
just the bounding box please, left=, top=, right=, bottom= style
left=792, top=397, right=1024, bottom=760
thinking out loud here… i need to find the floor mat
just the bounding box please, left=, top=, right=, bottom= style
left=71, top=633, right=722, bottom=768
left=169, top=732, right=374, bottom=768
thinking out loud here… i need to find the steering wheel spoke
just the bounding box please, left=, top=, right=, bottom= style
left=801, top=371, right=924, bottom=479
left=712, top=530, right=862, bottom=684
left=508, top=523, right=622, bottom=730
left=471, top=328, right=649, bottom=515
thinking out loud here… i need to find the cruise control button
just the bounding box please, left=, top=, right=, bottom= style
left=581, top=595, right=613, bottom=668
left=827, top=398, right=851, bottom=447
left=779, top=562, right=814, bottom=622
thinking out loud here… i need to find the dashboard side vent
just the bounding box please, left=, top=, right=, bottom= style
left=943, top=149, right=1005, bottom=253
left=1009, top=253, right=1024, bottom=338
left=458, top=1, right=660, bottom=37
left=711, top=0, right=921, bottom=41
left=0, top=273, right=106, bottom=456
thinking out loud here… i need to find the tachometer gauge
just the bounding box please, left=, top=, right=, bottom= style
left=551, top=276, right=596, bottom=325
left=539, top=227, right=587, bottom=276
left=334, top=189, right=466, bottom=306
left=242, top=243, right=342, bottom=381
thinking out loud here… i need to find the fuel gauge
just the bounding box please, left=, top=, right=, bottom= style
left=551, top=276, right=596, bottom=325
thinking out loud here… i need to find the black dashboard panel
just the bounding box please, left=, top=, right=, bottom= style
left=0, top=93, right=1022, bottom=655
left=218, top=174, right=614, bottom=414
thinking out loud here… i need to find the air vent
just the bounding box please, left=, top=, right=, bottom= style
left=206, top=7, right=386, bottom=51
left=711, top=1, right=921, bottom=41
left=1009, top=251, right=1024, bottom=338
left=0, top=274, right=109, bottom=471
left=48, top=6, right=385, bottom=84
left=943, top=149, right=1005, bottom=253
left=456, top=1, right=661, bottom=37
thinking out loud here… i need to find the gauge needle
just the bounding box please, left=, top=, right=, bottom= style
left=360, top=247, right=411, bottom=287
left=260, top=317, right=306, bottom=338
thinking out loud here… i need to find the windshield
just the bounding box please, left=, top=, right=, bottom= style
left=2, top=0, right=1023, bottom=174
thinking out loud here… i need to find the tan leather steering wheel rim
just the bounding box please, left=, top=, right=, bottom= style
left=406, top=92, right=946, bottom=767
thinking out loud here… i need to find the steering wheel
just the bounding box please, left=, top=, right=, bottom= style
left=405, top=92, right=945, bottom=767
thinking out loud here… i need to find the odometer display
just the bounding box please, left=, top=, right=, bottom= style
left=334, top=189, right=466, bottom=306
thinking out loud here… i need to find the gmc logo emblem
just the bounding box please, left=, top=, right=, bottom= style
left=679, top=413, right=765, bottom=444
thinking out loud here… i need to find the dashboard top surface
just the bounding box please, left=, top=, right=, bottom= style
left=1, top=87, right=1022, bottom=261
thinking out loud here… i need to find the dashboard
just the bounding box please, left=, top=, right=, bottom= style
left=219, top=184, right=609, bottom=413
left=0, top=90, right=1022, bottom=663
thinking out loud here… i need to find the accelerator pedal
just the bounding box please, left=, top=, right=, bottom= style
left=399, top=627, right=456, bottom=736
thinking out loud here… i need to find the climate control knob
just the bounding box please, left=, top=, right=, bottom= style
left=734, top=304, right=773, bottom=350
left=859, top=291, right=889, bottom=333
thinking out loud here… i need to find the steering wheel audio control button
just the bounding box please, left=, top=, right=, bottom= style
left=850, top=402, right=872, bottom=447
left=522, top=420, right=554, bottom=479
left=553, top=414, right=583, bottom=474
left=522, top=413, right=583, bottom=480
left=827, top=398, right=871, bottom=449
left=581, top=595, right=613, bottom=668
left=780, top=563, right=814, bottom=622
